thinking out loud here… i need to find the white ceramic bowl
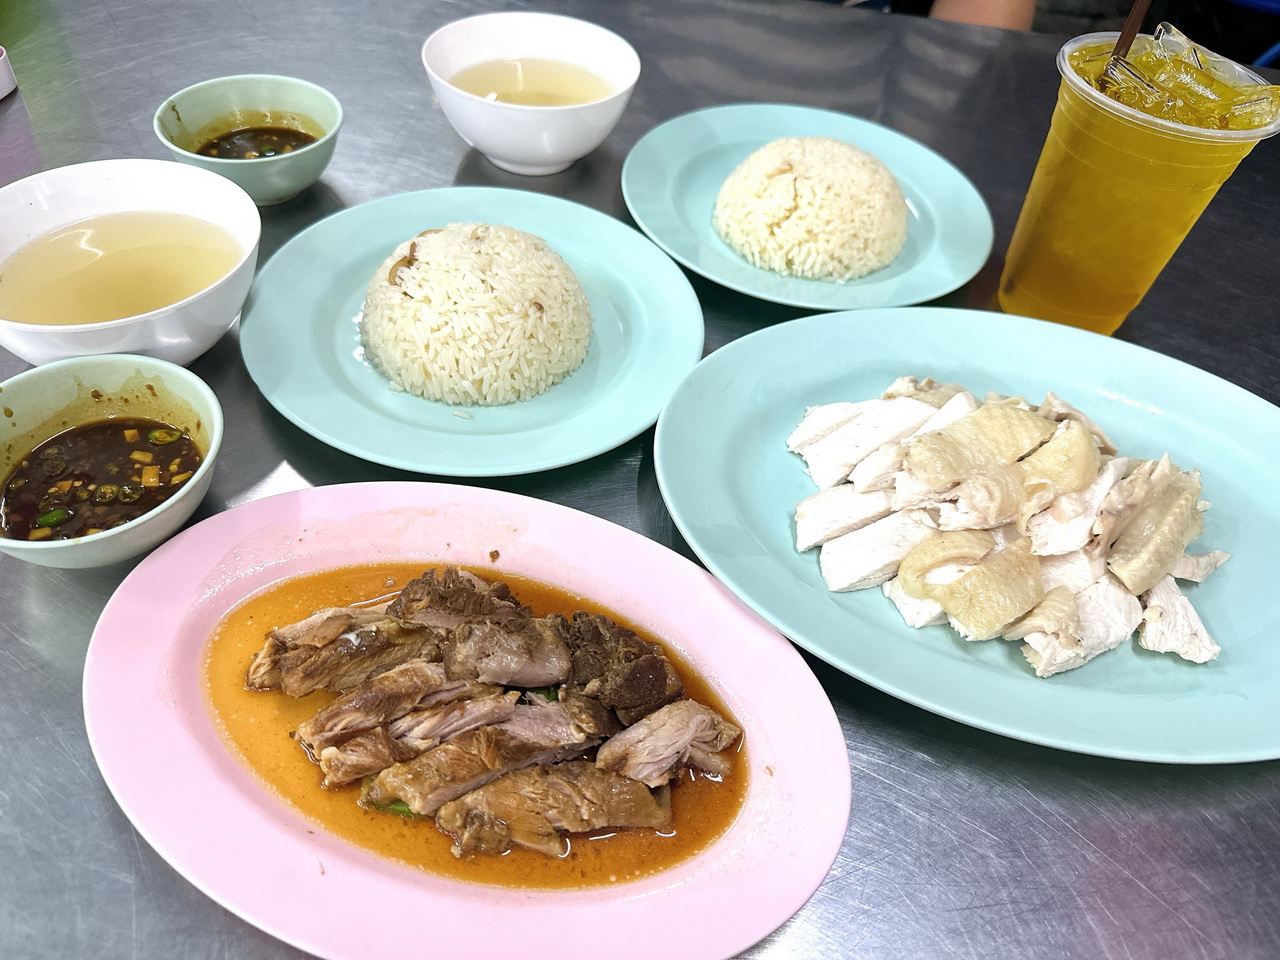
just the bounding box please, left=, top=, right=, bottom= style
left=0, top=354, right=223, bottom=568
left=422, top=12, right=641, bottom=176
left=153, top=74, right=344, bottom=206
left=0, top=158, right=260, bottom=367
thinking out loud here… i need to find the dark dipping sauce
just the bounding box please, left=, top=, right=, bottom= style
left=196, top=125, right=318, bottom=159
left=1, top=417, right=201, bottom=540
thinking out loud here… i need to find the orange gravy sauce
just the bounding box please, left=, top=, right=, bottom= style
left=203, top=563, right=748, bottom=889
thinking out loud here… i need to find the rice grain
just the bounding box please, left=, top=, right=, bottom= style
left=712, top=136, right=908, bottom=283
left=360, top=222, right=591, bottom=406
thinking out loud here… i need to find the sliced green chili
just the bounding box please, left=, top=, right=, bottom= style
left=33, top=507, right=73, bottom=528
left=93, top=484, right=120, bottom=504
left=147, top=428, right=182, bottom=445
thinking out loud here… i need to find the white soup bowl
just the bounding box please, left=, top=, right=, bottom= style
left=0, top=158, right=260, bottom=367
left=422, top=12, right=641, bottom=176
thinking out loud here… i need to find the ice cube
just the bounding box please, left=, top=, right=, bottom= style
left=1082, top=23, right=1280, bottom=131
left=1148, top=22, right=1204, bottom=70
left=1226, top=87, right=1280, bottom=130
left=1067, top=43, right=1114, bottom=86
left=1099, top=56, right=1174, bottom=115
left=1149, top=57, right=1240, bottom=107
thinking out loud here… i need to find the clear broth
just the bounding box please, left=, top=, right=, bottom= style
left=449, top=57, right=612, bottom=106
left=0, top=211, right=242, bottom=326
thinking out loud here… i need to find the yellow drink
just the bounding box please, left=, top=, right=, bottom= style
left=998, top=32, right=1280, bottom=335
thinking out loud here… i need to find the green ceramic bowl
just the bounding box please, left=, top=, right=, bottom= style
left=0, top=354, right=223, bottom=568
left=154, top=74, right=343, bottom=206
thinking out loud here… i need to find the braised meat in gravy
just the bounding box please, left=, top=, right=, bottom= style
left=231, top=566, right=745, bottom=881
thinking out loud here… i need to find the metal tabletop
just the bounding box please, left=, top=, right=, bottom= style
left=1, top=1, right=1277, bottom=958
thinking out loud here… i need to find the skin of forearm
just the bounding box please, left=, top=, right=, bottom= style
left=929, top=0, right=1035, bottom=30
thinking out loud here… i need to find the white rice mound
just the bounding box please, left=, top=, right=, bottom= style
left=360, top=222, right=592, bottom=406
left=712, top=136, right=909, bottom=283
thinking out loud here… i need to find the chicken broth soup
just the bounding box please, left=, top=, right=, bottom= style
left=0, top=211, right=242, bottom=326
left=448, top=58, right=613, bottom=106
left=204, top=563, right=748, bottom=888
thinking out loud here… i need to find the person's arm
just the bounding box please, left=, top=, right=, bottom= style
left=928, top=0, right=1035, bottom=30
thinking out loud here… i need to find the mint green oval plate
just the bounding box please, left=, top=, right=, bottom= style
left=656, top=307, right=1280, bottom=763
left=621, top=103, right=993, bottom=310
left=240, top=187, right=703, bottom=476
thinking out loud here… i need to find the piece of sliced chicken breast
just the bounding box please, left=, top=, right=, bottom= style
left=1026, top=456, right=1130, bottom=557
left=1076, top=573, right=1142, bottom=653
left=1038, top=546, right=1107, bottom=594
left=1107, top=468, right=1204, bottom=596
left=819, top=509, right=937, bottom=592
left=795, top=486, right=893, bottom=552
left=1169, top=549, right=1231, bottom=583
left=882, top=576, right=947, bottom=628
left=852, top=393, right=981, bottom=495
left=848, top=443, right=906, bottom=494
left=1005, top=587, right=1084, bottom=677
left=1138, top=575, right=1221, bottom=663
left=801, top=397, right=938, bottom=490
left=933, top=463, right=1027, bottom=531
left=786, top=400, right=878, bottom=452
left=1007, top=577, right=1138, bottom=677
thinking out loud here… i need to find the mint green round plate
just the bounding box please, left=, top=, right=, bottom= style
left=240, top=187, right=703, bottom=476
left=655, top=307, right=1280, bottom=763
left=621, top=103, right=993, bottom=310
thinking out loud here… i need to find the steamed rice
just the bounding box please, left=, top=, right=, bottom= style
left=712, top=136, right=908, bottom=283
left=359, top=222, right=592, bottom=406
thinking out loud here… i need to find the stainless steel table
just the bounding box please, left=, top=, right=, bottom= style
left=2, top=2, right=1277, bottom=958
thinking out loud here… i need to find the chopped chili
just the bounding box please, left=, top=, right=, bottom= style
left=1, top=418, right=201, bottom=541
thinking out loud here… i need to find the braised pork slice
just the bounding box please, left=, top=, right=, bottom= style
left=596, top=700, right=742, bottom=787
left=444, top=615, right=572, bottom=687
left=245, top=608, right=442, bottom=697
left=388, top=567, right=527, bottom=630
left=318, top=692, right=521, bottom=787
left=364, top=694, right=615, bottom=816
left=435, top=760, right=672, bottom=858
left=315, top=727, right=406, bottom=788
left=555, top=686, right=622, bottom=741
left=388, top=691, right=522, bottom=753
left=298, top=661, right=500, bottom=755
left=565, top=612, right=684, bottom=725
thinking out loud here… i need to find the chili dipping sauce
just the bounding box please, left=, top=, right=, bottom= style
left=1, top=417, right=202, bottom=540
left=197, top=126, right=318, bottom=159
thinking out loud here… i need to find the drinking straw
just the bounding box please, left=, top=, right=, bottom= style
left=1111, top=0, right=1154, bottom=60
left=1096, top=0, right=1153, bottom=92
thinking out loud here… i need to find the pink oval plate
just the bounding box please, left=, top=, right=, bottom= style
left=83, top=482, right=851, bottom=960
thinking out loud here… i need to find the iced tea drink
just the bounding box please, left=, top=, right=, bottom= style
left=998, top=27, right=1280, bottom=335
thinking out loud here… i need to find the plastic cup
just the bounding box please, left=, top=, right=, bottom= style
left=997, top=32, right=1280, bottom=335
